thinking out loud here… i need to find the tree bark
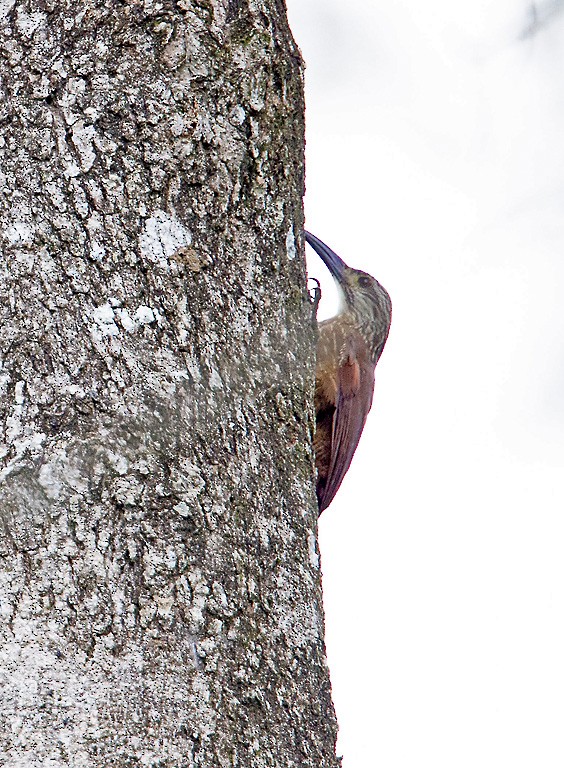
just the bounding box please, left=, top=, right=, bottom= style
left=0, top=1, right=339, bottom=765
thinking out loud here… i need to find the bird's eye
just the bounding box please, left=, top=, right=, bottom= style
left=358, top=275, right=371, bottom=287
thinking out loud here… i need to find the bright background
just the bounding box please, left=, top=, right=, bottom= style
left=285, top=1, right=564, bottom=766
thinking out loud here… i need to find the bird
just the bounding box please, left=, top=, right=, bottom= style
left=305, top=231, right=392, bottom=514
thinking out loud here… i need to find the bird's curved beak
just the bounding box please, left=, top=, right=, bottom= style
left=305, top=231, right=346, bottom=282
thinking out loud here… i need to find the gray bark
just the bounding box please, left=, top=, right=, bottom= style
left=0, top=0, right=339, bottom=765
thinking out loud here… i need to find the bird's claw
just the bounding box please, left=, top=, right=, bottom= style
left=308, top=277, right=321, bottom=315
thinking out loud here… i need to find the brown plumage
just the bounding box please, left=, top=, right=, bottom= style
left=305, top=232, right=392, bottom=514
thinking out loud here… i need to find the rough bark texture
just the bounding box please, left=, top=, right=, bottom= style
left=0, top=1, right=339, bottom=765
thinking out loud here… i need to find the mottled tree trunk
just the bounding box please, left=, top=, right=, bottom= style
left=0, top=1, right=339, bottom=765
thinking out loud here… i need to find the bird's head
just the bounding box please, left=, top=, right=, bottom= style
left=305, top=231, right=392, bottom=360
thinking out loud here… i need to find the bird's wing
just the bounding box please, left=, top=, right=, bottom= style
left=319, top=341, right=374, bottom=512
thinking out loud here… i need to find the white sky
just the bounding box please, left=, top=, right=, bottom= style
left=285, top=1, right=564, bottom=766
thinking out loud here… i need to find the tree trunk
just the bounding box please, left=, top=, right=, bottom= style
left=0, top=1, right=339, bottom=765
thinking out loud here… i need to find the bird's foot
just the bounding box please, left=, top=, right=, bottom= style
left=308, top=277, right=321, bottom=317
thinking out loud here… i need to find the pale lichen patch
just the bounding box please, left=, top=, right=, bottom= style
left=115, top=308, right=135, bottom=331
left=37, top=462, right=64, bottom=501
left=308, top=531, right=320, bottom=569
left=286, top=224, right=297, bottom=260
left=90, top=302, right=163, bottom=338
left=91, top=302, right=120, bottom=338
left=0, top=0, right=15, bottom=21
left=134, top=305, right=156, bottom=325
left=139, top=210, right=192, bottom=270
left=15, top=6, right=46, bottom=37
left=209, top=366, right=222, bottom=390
left=14, top=381, right=25, bottom=405
left=89, top=241, right=106, bottom=261
left=71, top=121, right=97, bottom=172
left=229, top=104, right=246, bottom=126
left=4, top=222, right=34, bottom=246
left=173, top=501, right=191, bottom=517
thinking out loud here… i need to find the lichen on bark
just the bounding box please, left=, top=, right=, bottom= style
left=0, top=0, right=340, bottom=765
